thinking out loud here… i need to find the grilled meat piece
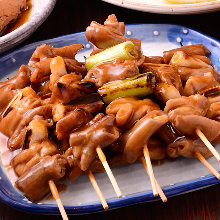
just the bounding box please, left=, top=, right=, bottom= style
left=183, top=72, right=219, bottom=96
left=164, top=94, right=210, bottom=122
left=28, top=44, right=86, bottom=83
left=121, top=110, right=168, bottom=163
left=12, top=139, right=60, bottom=176
left=106, top=97, right=160, bottom=129
left=85, top=58, right=139, bottom=87
left=69, top=114, right=120, bottom=171
left=50, top=73, right=96, bottom=104
left=55, top=108, right=92, bottom=140
left=7, top=105, right=52, bottom=150
left=167, top=138, right=212, bottom=159
left=0, top=65, right=31, bottom=113
left=0, top=95, right=41, bottom=137
left=163, top=44, right=210, bottom=64
left=16, top=155, right=67, bottom=202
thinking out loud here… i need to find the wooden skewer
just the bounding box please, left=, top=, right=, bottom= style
left=140, top=157, right=167, bottom=202
left=195, top=152, right=220, bottom=179
left=87, top=170, right=109, bottom=210
left=48, top=180, right=69, bottom=220
left=195, top=128, right=220, bottom=162
left=96, top=146, right=122, bottom=198
left=1, top=91, right=22, bottom=118
left=143, top=144, right=158, bottom=196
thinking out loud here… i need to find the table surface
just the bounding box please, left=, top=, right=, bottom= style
left=1, top=0, right=220, bottom=219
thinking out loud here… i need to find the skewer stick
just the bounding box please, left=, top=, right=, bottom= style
left=195, top=128, right=220, bottom=162
left=1, top=91, right=22, bottom=118
left=140, top=157, right=167, bottom=202
left=143, top=144, right=158, bottom=196
left=48, top=180, right=69, bottom=220
left=87, top=170, right=109, bottom=210
left=96, top=146, right=122, bottom=198
left=195, top=152, right=220, bottom=179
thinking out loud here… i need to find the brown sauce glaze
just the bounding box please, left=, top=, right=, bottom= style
left=1, top=0, right=32, bottom=36
left=151, top=156, right=177, bottom=166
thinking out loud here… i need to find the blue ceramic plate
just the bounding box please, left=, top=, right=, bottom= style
left=0, top=24, right=219, bottom=215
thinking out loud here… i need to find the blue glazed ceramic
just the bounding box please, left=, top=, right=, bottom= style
left=0, top=24, right=219, bottom=215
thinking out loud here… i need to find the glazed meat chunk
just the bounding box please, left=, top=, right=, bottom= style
left=8, top=115, right=53, bottom=151
left=169, top=51, right=211, bottom=68
left=86, top=14, right=139, bottom=50
left=7, top=104, right=52, bottom=150
left=106, top=97, right=160, bottom=129
left=108, top=136, right=166, bottom=167
left=164, top=94, right=210, bottom=121
left=50, top=73, right=96, bottom=104
left=0, top=94, right=41, bottom=137
left=183, top=72, right=219, bottom=96
left=85, top=58, right=139, bottom=87
left=167, top=138, right=212, bottom=159
left=141, top=64, right=183, bottom=92
left=0, top=65, right=31, bottom=113
left=28, top=44, right=86, bottom=83
left=55, top=107, right=92, bottom=140
left=69, top=113, right=120, bottom=171
left=163, top=44, right=210, bottom=64
left=11, top=139, right=60, bottom=176
left=16, top=155, right=67, bottom=201
left=173, top=114, right=220, bottom=141
left=120, top=110, right=168, bottom=163
left=156, top=122, right=212, bottom=159
left=52, top=95, right=103, bottom=122
left=144, top=56, right=164, bottom=64
left=141, top=63, right=182, bottom=102
left=206, top=101, right=220, bottom=120
left=104, top=14, right=125, bottom=35
left=85, top=14, right=143, bottom=62
left=177, top=67, right=220, bottom=83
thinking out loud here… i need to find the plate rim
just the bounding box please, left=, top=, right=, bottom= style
left=0, top=23, right=220, bottom=214
left=102, top=0, right=220, bottom=14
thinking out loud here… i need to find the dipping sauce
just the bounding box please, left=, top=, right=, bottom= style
left=0, top=0, right=32, bottom=36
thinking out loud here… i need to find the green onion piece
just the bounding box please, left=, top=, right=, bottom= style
left=98, top=73, right=155, bottom=104
left=85, top=41, right=138, bottom=71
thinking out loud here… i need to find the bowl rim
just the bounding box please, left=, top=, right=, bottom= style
left=0, top=0, right=56, bottom=52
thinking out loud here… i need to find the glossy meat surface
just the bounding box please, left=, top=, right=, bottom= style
left=0, top=65, right=31, bottom=113
left=69, top=114, right=120, bottom=171
left=121, top=110, right=168, bottom=163
left=28, top=44, right=86, bottom=83
left=163, top=44, right=210, bottom=64
left=16, top=155, right=67, bottom=201
left=85, top=58, right=139, bottom=87
left=106, top=97, right=160, bottom=129
left=164, top=94, right=210, bottom=121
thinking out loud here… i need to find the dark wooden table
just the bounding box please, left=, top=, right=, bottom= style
left=1, top=0, right=220, bottom=219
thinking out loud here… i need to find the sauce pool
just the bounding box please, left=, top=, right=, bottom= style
left=2, top=0, right=32, bottom=36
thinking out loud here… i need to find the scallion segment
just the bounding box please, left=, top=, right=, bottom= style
left=98, top=73, right=155, bottom=104
left=85, top=41, right=138, bottom=71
